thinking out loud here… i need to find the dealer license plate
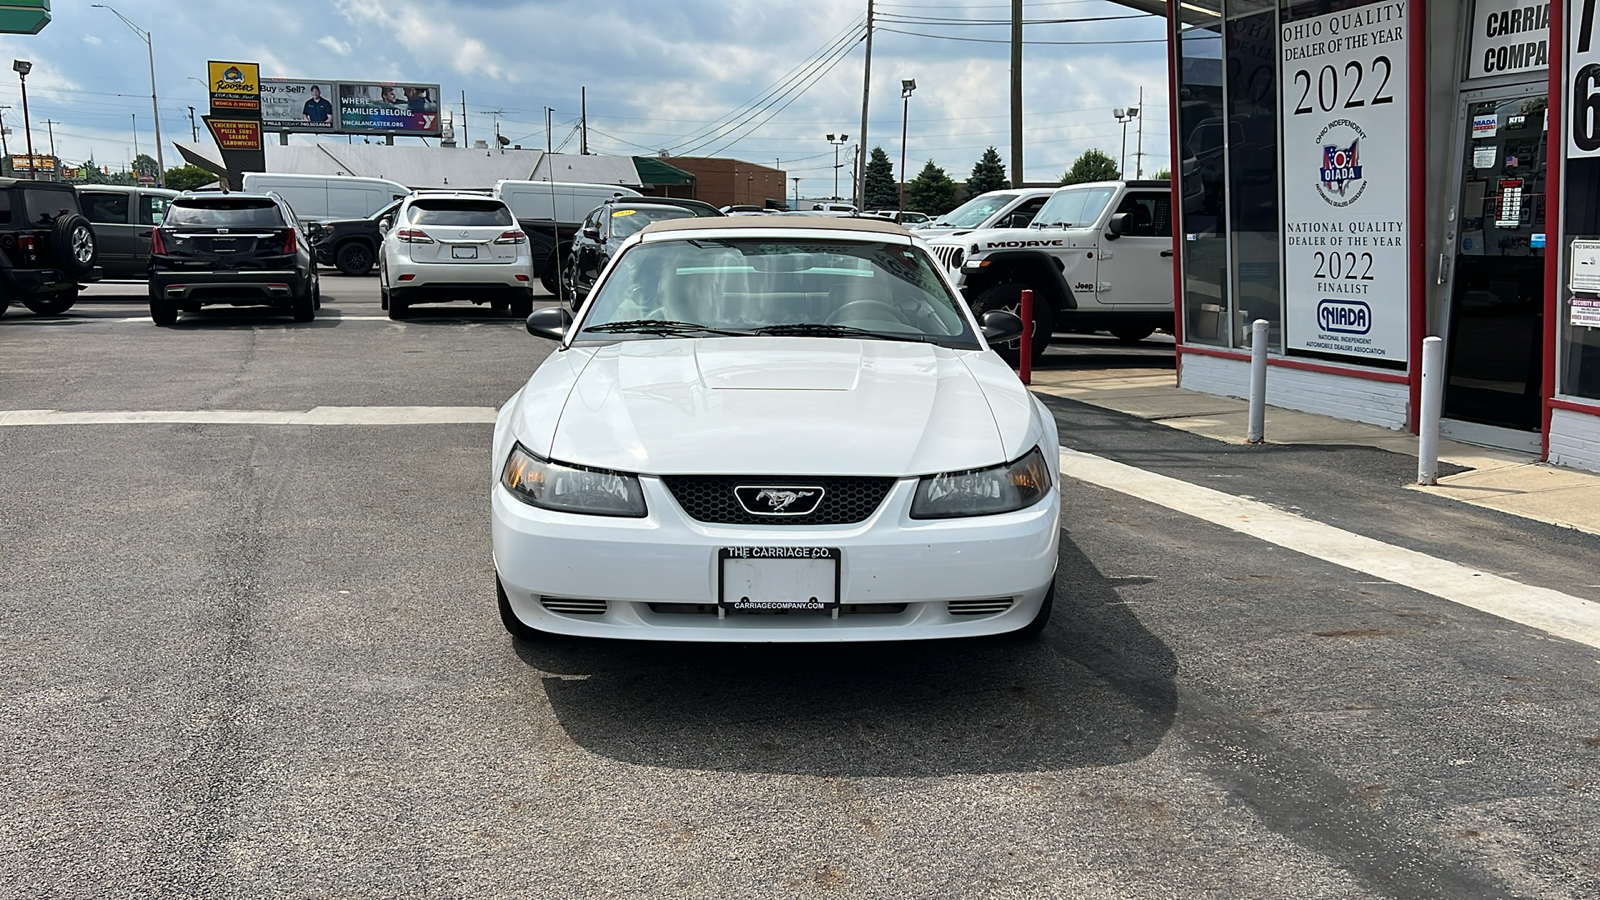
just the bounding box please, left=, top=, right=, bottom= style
left=719, top=547, right=839, bottom=611
left=451, top=244, right=478, bottom=259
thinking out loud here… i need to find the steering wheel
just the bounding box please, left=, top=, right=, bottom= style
left=825, top=300, right=909, bottom=326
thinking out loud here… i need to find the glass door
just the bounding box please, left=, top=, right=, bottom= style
left=1442, top=90, right=1548, bottom=446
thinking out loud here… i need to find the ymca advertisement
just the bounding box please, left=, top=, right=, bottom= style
left=1280, top=0, right=1410, bottom=363
left=337, top=82, right=441, bottom=136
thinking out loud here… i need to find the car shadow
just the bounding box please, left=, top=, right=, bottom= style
left=509, top=534, right=1177, bottom=777
left=167, top=307, right=344, bottom=329
left=1033, top=333, right=1177, bottom=373
left=393, top=306, right=526, bottom=324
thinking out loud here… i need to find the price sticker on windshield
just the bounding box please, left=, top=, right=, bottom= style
left=612, top=209, right=637, bottom=217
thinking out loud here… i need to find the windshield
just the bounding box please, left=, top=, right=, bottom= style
left=1033, top=186, right=1117, bottom=229
left=165, top=198, right=285, bottom=228
left=575, top=237, right=979, bottom=348
left=937, top=192, right=1018, bottom=228
left=609, top=206, right=696, bottom=239
left=405, top=199, right=514, bottom=227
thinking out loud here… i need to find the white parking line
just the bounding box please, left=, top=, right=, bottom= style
left=0, top=407, right=497, bottom=426
left=1059, top=447, right=1600, bottom=650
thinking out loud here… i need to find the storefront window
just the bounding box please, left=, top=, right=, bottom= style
left=1176, top=1, right=1229, bottom=346
left=1226, top=8, right=1280, bottom=349
left=1563, top=158, right=1600, bottom=400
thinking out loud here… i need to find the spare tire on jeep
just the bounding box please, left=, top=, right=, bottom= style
left=52, top=214, right=98, bottom=278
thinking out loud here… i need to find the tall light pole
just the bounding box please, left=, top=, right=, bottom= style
left=898, top=79, right=915, bottom=217
left=1114, top=105, right=1139, bottom=178
left=13, top=60, right=34, bottom=180
left=826, top=133, right=848, bottom=201
left=92, top=4, right=164, bottom=187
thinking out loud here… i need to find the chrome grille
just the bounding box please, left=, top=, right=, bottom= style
left=662, top=476, right=895, bottom=526
left=541, top=598, right=608, bottom=615
left=947, top=598, right=1014, bottom=616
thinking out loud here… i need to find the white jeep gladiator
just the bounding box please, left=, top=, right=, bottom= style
left=924, top=179, right=1175, bottom=363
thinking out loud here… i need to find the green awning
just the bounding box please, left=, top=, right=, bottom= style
left=633, top=156, right=695, bottom=187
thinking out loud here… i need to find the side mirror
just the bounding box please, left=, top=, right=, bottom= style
left=979, top=310, right=1025, bottom=345
left=378, top=216, right=392, bottom=233
left=581, top=225, right=600, bottom=240
left=1106, top=212, right=1130, bottom=240
left=526, top=306, right=573, bottom=341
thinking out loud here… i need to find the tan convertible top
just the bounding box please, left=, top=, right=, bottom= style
left=639, top=215, right=911, bottom=237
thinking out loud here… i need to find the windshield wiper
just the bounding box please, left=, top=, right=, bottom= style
left=583, top=319, right=748, bottom=337
left=752, top=322, right=940, bottom=343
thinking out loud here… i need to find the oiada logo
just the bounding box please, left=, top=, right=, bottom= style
left=1314, top=119, right=1368, bottom=208
left=1317, top=299, right=1371, bottom=334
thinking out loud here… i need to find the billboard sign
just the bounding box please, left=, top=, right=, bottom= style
left=205, top=117, right=263, bottom=151
left=207, top=60, right=261, bottom=114
left=10, top=153, right=55, bottom=171
left=261, top=79, right=337, bottom=130
left=336, top=82, right=442, bottom=136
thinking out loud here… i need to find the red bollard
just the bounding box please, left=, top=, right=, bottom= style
left=1019, top=288, right=1033, bottom=385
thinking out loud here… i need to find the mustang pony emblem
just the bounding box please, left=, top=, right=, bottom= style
left=735, top=485, right=826, bottom=516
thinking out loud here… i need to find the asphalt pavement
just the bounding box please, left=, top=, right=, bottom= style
left=2, top=277, right=1597, bottom=898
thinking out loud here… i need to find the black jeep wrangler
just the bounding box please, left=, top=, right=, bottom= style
left=0, top=179, right=101, bottom=317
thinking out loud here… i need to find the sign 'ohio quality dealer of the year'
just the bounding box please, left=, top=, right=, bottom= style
left=1280, top=0, right=1409, bottom=363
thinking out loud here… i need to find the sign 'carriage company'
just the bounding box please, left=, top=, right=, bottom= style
left=1280, top=0, right=1410, bottom=363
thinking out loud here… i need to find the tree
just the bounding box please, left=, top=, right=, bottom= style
left=132, top=153, right=160, bottom=181
left=165, top=164, right=214, bottom=192
left=906, top=160, right=959, bottom=215
left=967, top=146, right=1009, bottom=196
left=1153, top=168, right=1171, bottom=181
left=863, top=146, right=898, bottom=210
left=1061, top=149, right=1120, bottom=185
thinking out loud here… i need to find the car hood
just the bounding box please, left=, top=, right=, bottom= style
left=515, top=337, right=1036, bottom=477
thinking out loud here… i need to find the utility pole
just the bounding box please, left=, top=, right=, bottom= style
left=791, top=176, right=800, bottom=207
left=0, top=105, right=10, bottom=160
left=132, top=113, right=139, bottom=166
left=461, top=91, right=469, bottom=147
left=856, top=0, right=873, bottom=210
left=16, top=61, right=36, bottom=180
left=581, top=86, right=588, bottom=155
left=1135, top=85, right=1145, bottom=179
left=1010, top=0, right=1023, bottom=186
left=187, top=106, right=197, bottom=142
left=44, top=117, right=53, bottom=159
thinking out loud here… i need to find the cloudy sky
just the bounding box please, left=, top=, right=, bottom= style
left=0, top=0, right=1169, bottom=196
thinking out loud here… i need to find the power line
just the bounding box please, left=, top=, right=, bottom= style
left=877, top=27, right=1166, bottom=44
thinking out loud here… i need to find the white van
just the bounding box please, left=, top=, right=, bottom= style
left=493, top=181, right=641, bottom=226
left=240, top=174, right=410, bottom=223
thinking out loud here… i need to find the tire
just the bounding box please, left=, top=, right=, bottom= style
left=148, top=289, right=178, bottom=327
left=312, top=277, right=322, bottom=310
left=490, top=298, right=509, bottom=313
left=291, top=283, right=315, bottom=322
left=972, top=282, right=1054, bottom=367
left=334, top=242, right=374, bottom=277
left=497, top=576, right=544, bottom=640
left=1006, top=581, right=1055, bottom=642
left=0, top=293, right=9, bottom=317
left=23, top=289, right=77, bottom=316
left=509, top=295, right=533, bottom=318
left=1111, top=325, right=1156, bottom=344
left=380, top=280, right=390, bottom=311
left=388, top=287, right=409, bottom=320
left=52, top=215, right=98, bottom=277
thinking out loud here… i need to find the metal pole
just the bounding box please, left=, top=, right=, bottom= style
left=0, top=107, right=10, bottom=160
left=581, top=86, right=588, bottom=155
left=188, top=106, right=197, bottom=142
left=1247, top=319, right=1268, bottom=443
left=1120, top=120, right=1128, bottom=179
left=856, top=0, right=873, bottom=211
left=898, top=94, right=908, bottom=216
left=19, top=73, right=34, bottom=180
left=147, top=30, right=163, bottom=185
left=1010, top=0, right=1023, bottom=186
left=1417, top=335, right=1445, bottom=484
left=1135, top=86, right=1144, bottom=179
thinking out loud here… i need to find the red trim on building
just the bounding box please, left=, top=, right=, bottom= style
left=1177, top=345, right=1411, bottom=384
left=1544, top=0, right=1566, bottom=460
left=1406, top=0, right=1428, bottom=434
left=1550, top=397, right=1600, bottom=414
left=1166, top=3, right=1185, bottom=383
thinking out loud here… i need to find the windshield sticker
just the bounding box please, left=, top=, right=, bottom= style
left=612, top=209, right=637, bottom=217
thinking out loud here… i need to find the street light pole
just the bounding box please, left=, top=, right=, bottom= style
left=826, top=133, right=848, bottom=201
left=93, top=4, right=164, bottom=186
left=14, top=60, right=34, bottom=180
left=1114, top=105, right=1139, bottom=178
left=898, top=80, right=915, bottom=217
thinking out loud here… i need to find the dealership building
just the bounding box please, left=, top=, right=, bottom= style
left=1130, top=0, right=1600, bottom=472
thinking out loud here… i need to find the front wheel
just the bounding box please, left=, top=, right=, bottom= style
left=972, top=282, right=1053, bottom=366
left=149, top=290, right=178, bottom=327
left=497, top=576, right=545, bottom=640
left=23, top=289, right=77, bottom=316
left=334, top=242, right=374, bottom=277
left=1006, top=581, right=1055, bottom=642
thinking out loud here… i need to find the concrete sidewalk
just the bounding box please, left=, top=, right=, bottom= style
left=1030, top=365, right=1600, bottom=538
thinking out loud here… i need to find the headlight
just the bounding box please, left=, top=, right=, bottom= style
left=500, top=443, right=647, bottom=517
left=910, top=447, right=1053, bottom=519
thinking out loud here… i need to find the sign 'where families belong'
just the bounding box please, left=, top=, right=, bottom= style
left=1279, top=0, right=1410, bottom=363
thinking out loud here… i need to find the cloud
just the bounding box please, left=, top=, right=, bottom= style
left=317, top=36, right=352, bottom=56
left=83, top=35, right=103, bottom=46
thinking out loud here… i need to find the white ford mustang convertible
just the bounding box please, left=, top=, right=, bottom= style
left=491, top=216, right=1060, bottom=642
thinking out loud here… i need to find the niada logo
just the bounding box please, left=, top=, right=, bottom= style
left=1317, top=298, right=1371, bottom=334
left=1314, top=119, right=1368, bottom=208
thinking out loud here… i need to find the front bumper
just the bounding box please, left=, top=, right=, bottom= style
left=149, top=269, right=308, bottom=304
left=491, top=475, right=1060, bottom=642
